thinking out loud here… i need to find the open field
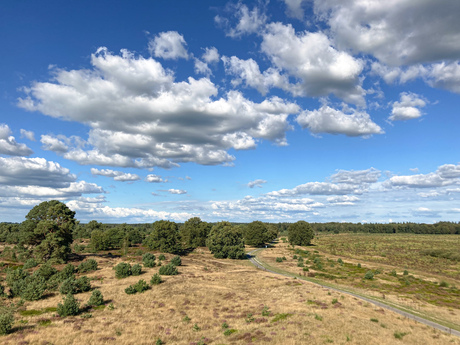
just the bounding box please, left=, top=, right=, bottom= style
left=258, top=234, right=460, bottom=333
left=0, top=243, right=459, bottom=345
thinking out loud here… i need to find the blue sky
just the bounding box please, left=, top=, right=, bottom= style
left=1, top=0, right=459, bottom=224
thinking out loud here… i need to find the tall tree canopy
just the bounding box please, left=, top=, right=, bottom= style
left=20, top=200, right=76, bottom=263
left=206, top=221, right=245, bottom=259
left=180, top=217, right=211, bottom=249
left=143, top=220, right=180, bottom=254
left=243, top=221, right=269, bottom=247
left=288, top=221, right=314, bottom=246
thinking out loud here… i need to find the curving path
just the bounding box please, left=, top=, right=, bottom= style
left=247, top=248, right=460, bottom=338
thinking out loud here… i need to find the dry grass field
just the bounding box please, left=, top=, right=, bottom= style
left=1, top=242, right=460, bottom=345
left=258, top=234, right=460, bottom=335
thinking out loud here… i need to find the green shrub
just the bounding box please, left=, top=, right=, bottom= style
left=21, top=274, right=46, bottom=301
left=57, top=293, right=80, bottom=317
left=357, top=263, right=361, bottom=268
left=261, top=305, right=271, bottom=316
left=0, top=284, right=4, bottom=297
left=224, top=329, right=237, bottom=336
left=76, top=276, right=91, bottom=292
left=394, top=331, right=408, bottom=339
left=87, top=289, right=104, bottom=307
left=150, top=273, right=162, bottom=285
left=131, top=264, right=142, bottom=276
left=275, top=257, right=283, bottom=263
left=35, top=262, right=58, bottom=280
left=59, top=277, right=79, bottom=295
left=23, top=258, right=38, bottom=269
left=302, top=267, right=309, bottom=272
left=158, top=254, right=166, bottom=261
left=78, top=259, right=98, bottom=273
left=0, top=309, right=14, bottom=335
left=59, top=264, right=76, bottom=280
left=125, top=279, right=149, bottom=294
left=159, top=263, right=178, bottom=276
left=364, top=271, right=374, bottom=280
left=114, top=262, right=132, bottom=278
left=297, top=262, right=304, bottom=267
left=439, top=281, right=449, bottom=288
left=403, top=270, right=409, bottom=275
left=390, top=270, right=397, bottom=277
left=170, top=255, right=182, bottom=267
left=142, top=253, right=156, bottom=268
left=337, top=258, right=343, bottom=264
left=6, top=267, right=29, bottom=297
left=293, top=255, right=298, bottom=260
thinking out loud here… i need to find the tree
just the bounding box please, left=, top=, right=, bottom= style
left=243, top=221, right=268, bottom=247
left=143, top=220, right=180, bottom=254
left=288, top=221, right=314, bottom=246
left=19, top=200, right=76, bottom=263
left=206, top=221, right=245, bottom=259
left=180, top=217, right=211, bottom=248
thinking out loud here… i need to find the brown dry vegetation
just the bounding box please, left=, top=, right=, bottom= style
left=259, top=234, right=460, bottom=333
left=1, top=245, right=460, bottom=345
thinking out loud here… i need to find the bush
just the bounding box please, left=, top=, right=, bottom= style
left=364, top=271, right=374, bottom=280
left=125, top=279, right=149, bottom=294
left=76, top=276, right=91, bottom=292
left=59, top=264, right=76, bottom=280
left=35, top=262, right=58, bottom=280
left=142, top=253, right=156, bottom=268
left=170, top=255, right=181, bottom=266
left=403, top=270, right=409, bottom=276
left=78, top=259, right=98, bottom=273
left=87, top=289, right=104, bottom=306
left=159, top=263, right=178, bottom=276
left=158, top=254, right=166, bottom=261
left=114, top=262, right=132, bottom=278
left=21, top=274, right=46, bottom=301
left=275, top=257, right=283, bottom=263
left=131, top=264, right=142, bottom=276
left=0, top=309, right=14, bottom=335
left=390, top=270, right=397, bottom=277
left=6, top=267, right=29, bottom=297
left=57, top=293, right=80, bottom=317
left=150, top=273, right=162, bottom=285
left=337, top=258, right=343, bottom=265
left=59, top=277, right=79, bottom=295
left=23, top=258, right=38, bottom=269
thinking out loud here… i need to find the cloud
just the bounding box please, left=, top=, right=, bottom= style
left=327, top=195, right=360, bottom=205
left=217, top=3, right=267, bottom=38
left=283, top=0, right=309, bottom=20
left=145, top=174, right=165, bottom=183
left=313, top=0, right=460, bottom=66
left=0, top=124, right=33, bottom=156
left=296, top=105, right=383, bottom=137
left=211, top=195, right=324, bottom=220
left=194, top=58, right=212, bottom=76
left=19, top=47, right=299, bottom=167
left=202, top=47, right=220, bottom=64
left=389, top=92, right=427, bottom=121
left=148, top=31, right=189, bottom=60
left=248, top=179, right=267, bottom=188
left=330, top=168, right=381, bottom=184
left=388, top=163, right=460, bottom=188
left=261, top=22, right=365, bottom=105
left=91, top=168, right=141, bottom=182
left=20, top=129, right=35, bottom=141
left=427, top=61, right=460, bottom=94
left=0, top=156, right=76, bottom=188
left=66, top=200, right=192, bottom=222
left=168, top=189, right=187, bottom=195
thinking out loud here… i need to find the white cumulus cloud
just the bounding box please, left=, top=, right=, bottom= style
left=0, top=124, right=33, bottom=156
left=91, top=168, right=141, bottom=182
left=390, top=92, right=427, bottom=121
left=148, top=31, right=189, bottom=60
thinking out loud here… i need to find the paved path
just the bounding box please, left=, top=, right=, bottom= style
left=247, top=248, right=460, bottom=338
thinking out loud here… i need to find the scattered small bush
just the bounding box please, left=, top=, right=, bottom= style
left=35, top=262, right=58, bottom=280
left=394, top=331, right=408, bottom=340
left=293, top=255, right=298, bottom=260
left=357, top=263, right=361, bottom=268
left=370, top=318, right=379, bottom=322
left=114, top=262, right=132, bottom=278
left=59, top=264, right=76, bottom=280
left=87, top=289, right=104, bottom=307
left=302, top=267, right=309, bottom=272
left=158, top=254, right=166, bottom=261
left=21, top=274, right=46, bottom=301
left=390, top=270, right=397, bottom=277
left=159, top=263, right=178, bottom=276
left=403, top=270, right=409, bottom=276
left=224, top=329, right=237, bottom=336
left=78, top=259, right=98, bottom=273
left=23, top=258, right=38, bottom=269
left=439, top=281, right=449, bottom=288
left=364, top=271, right=374, bottom=280
left=131, top=263, right=142, bottom=276
left=150, top=273, right=162, bottom=285
left=170, top=255, right=182, bottom=266
left=337, top=258, right=343, bottom=265
left=57, top=293, right=80, bottom=317
left=275, top=257, right=283, bottom=263
left=297, top=262, right=304, bottom=267
left=76, top=276, right=91, bottom=292
left=261, top=305, right=271, bottom=316
left=126, top=279, right=149, bottom=294
left=0, top=309, right=14, bottom=335
left=142, top=253, right=156, bottom=268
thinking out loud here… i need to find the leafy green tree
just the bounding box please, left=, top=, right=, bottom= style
left=142, top=253, right=156, bottom=268
left=143, top=220, right=180, bottom=254
left=206, top=221, right=245, bottom=259
left=57, top=293, right=80, bottom=317
left=19, top=200, right=76, bottom=263
left=244, top=221, right=268, bottom=247
left=180, top=217, right=211, bottom=248
left=87, top=289, right=104, bottom=307
left=0, top=309, right=14, bottom=335
left=288, top=221, right=314, bottom=246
